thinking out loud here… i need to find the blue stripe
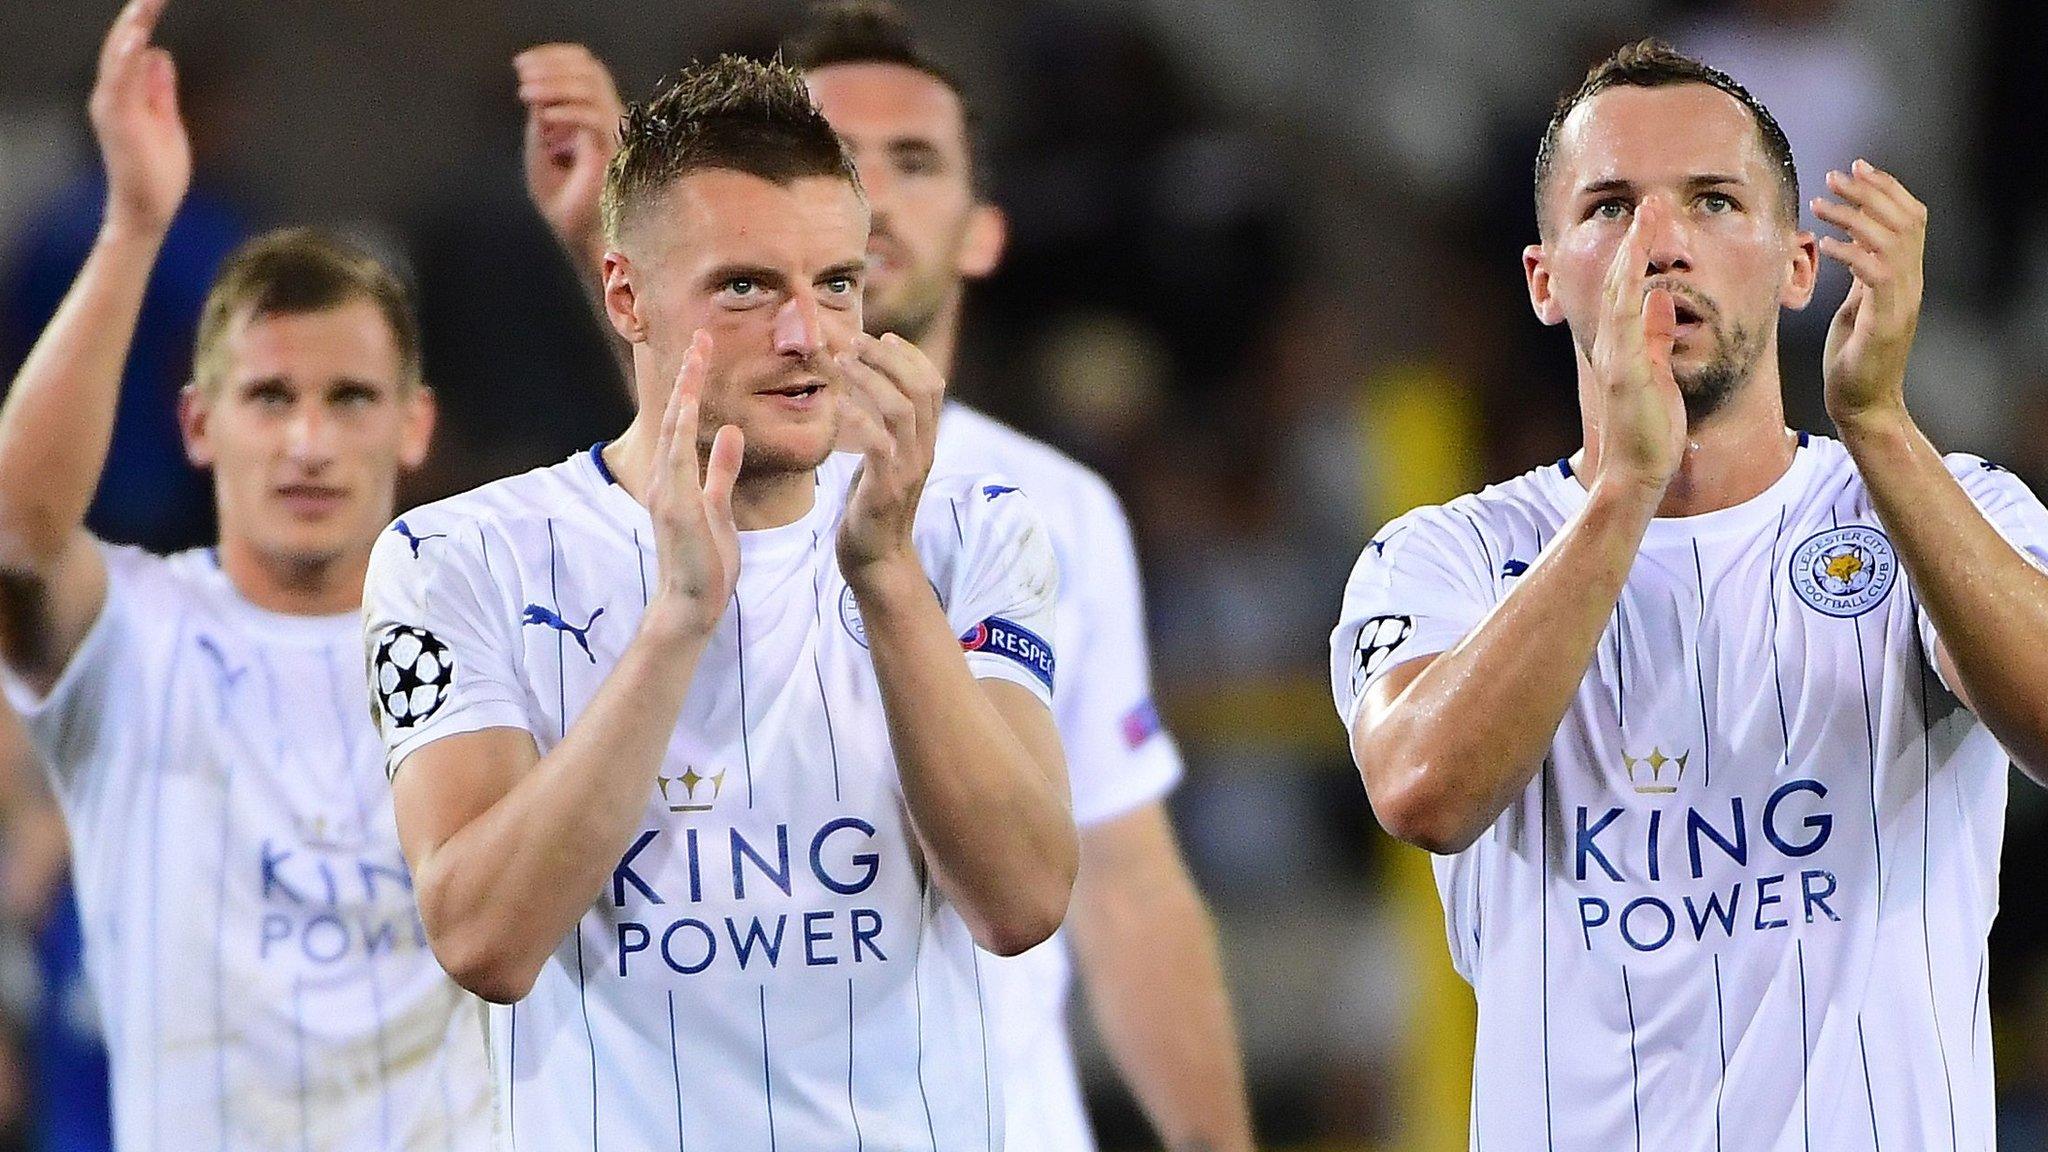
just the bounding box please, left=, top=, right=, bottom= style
left=149, top=612, right=193, bottom=1147
left=321, top=646, right=393, bottom=1148
left=734, top=587, right=755, bottom=807
left=810, top=531, right=844, bottom=801
left=847, top=980, right=864, bottom=1151
left=633, top=530, right=649, bottom=608
left=1768, top=506, right=1792, bottom=760
left=1859, top=1017, right=1882, bottom=1150
left=913, top=887, right=939, bottom=1152
left=973, top=951, right=992, bottom=1150
left=669, top=991, right=688, bottom=1150
left=590, top=440, right=619, bottom=485
left=949, top=498, right=965, bottom=545
left=1838, top=509, right=1884, bottom=917
left=294, top=975, right=312, bottom=1152
left=1623, top=966, right=1642, bottom=1152
left=1690, top=541, right=1713, bottom=785
left=508, top=1003, right=518, bottom=1150
left=760, top=985, right=778, bottom=1152
left=1713, top=955, right=1726, bottom=1152
left=1799, top=940, right=1810, bottom=1150
left=1558, top=457, right=1574, bottom=478
left=212, top=641, right=247, bottom=1152
left=1615, top=604, right=1628, bottom=728
left=576, top=932, right=599, bottom=1148
left=1909, top=599, right=1959, bottom=1150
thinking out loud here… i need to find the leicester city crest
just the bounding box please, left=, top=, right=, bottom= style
left=1789, top=525, right=1897, bottom=618
left=839, top=585, right=868, bottom=648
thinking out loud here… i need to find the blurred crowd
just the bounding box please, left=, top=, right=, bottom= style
left=2, top=0, right=2047, bottom=1148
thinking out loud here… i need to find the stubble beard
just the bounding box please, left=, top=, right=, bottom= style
left=1674, top=317, right=1767, bottom=424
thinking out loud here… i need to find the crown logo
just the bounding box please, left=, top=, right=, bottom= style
left=658, top=765, right=727, bottom=813
left=1622, top=747, right=1689, bottom=794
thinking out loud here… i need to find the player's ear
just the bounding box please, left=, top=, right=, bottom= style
left=1525, top=243, right=1566, bottom=326
left=603, top=249, right=646, bottom=344
left=1781, top=228, right=1820, bottom=312
left=178, top=382, right=216, bottom=468
left=957, top=202, right=1006, bottom=280
left=399, top=383, right=437, bottom=470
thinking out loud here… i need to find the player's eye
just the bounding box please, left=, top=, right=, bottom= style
left=727, top=278, right=756, bottom=296
left=822, top=274, right=857, bottom=296
left=1591, top=199, right=1630, bottom=221
left=332, top=385, right=381, bottom=409
left=247, top=382, right=293, bottom=407
left=1698, top=192, right=1736, bottom=214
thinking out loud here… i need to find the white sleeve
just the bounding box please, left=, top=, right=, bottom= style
left=0, top=542, right=161, bottom=790
left=1914, top=455, right=2048, bottom=677
left=363, top=514, right=532, bottom=778
left=1056, top=479, right=1182, bottom=827
left=919, top=474, right=1059, bottom=710
left=1329, top=504, right=1495, bottom=730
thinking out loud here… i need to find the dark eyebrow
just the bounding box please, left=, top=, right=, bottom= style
left=817, top=260, right=867, bottom=282
left=887, top=138, right=945, bottom=160
left=1577, top=178, right=1633, bottom=198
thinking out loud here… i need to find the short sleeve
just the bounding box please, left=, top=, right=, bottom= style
left=1, top=542, right=159, bottom=788
left=921, top=474, right=1059, bottom=710
left=363, top=515, right=531, bottom=778
left=1915, top=456, right=2048, bottom=674
left=1052, top=479, right=1182, bottom=826
left=1329, top=505, right=1495, bottom=730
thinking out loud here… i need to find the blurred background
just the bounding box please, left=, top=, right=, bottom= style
left=2, top=0, right=2047, bottom=1148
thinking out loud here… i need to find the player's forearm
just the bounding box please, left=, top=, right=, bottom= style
left=0, top=223, right=162, bottom=569
left=417, top=608, right=709, bottom=1001
left=1840, top=409, right=2048, bottom=776
left=852, top=557, right=1078, bottom=956
left=1357, top=478, right=1659, bottom=853
left=1070, top=807, right=1254, bottom=1152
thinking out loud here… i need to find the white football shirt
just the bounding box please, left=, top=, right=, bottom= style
left=1331, top=434, right=2047, bottom=1152
left=2, top=545, right=495, bottom=1152
left=934, top=404, right=1184, bottom=1152
left=363, top=444, right=1060, bottom=1151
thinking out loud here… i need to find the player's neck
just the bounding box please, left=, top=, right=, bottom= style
left=909, top=307, right=961, bottom=381
left=215, top=532, right=368, bottom=616
left=1576, top=370, right=1799, bottom=519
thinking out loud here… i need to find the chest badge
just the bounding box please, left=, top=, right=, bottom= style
left=1789, top=525, right=1897, bottom=618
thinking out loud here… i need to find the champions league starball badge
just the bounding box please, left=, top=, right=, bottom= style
left=1789, top=525, right=1897, bottom=618
left=373, top=624, right=454, bottom=729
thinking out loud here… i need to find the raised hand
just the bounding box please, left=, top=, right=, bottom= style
left=516, top=43, right=624, bottom=264
left=645, top=332, right=743, bottom=638
left=1814, top=160, right=1927, bottom=430
left=90, top=0, right=189, bottom=239
left=834, top=333, right=945, bottom=580
left=1589, top=199, right=1685, bottom=494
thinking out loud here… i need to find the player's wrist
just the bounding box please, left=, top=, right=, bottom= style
left=635, top=596, right=721, bottom=651
left=1829, top=398, right=1914, bottom=450
left=95, top=208, right=173, bottom=254
left=843, top=548, right=929, bottom=615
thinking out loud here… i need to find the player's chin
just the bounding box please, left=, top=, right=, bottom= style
left=738, top=408, right=839, bottom=473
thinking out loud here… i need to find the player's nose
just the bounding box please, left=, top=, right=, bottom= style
left=1635, top=196, right=1693, bottom=275
left=283, top=405, right=337, bottom=465
left=773, top=294, right=825, bottom=358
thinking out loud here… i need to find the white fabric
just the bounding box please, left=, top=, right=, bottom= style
left=1330, top=436, right=2048, bottom=1152
left=363, top=445, right=1060, bottom=1151
left=2, top=544, right=494, bottom=1152
left=935, top=404, right=1187, bottom=1152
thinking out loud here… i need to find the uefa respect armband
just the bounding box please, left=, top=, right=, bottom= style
left=959, top=616, right=1055, bottom=691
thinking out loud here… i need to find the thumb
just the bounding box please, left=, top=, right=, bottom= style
left=147, top=49, right=179, bottom=118
left=1642, top=287, right=1677, bottom=377
left=701, top=424, right=744, bottom=530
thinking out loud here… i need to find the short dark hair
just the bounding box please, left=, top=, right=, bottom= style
left=783, top=1, right=989, bottom=194
left=193, top=228, right=421, bottom=393
left=1533, top=39, right=1799, bottom=235
left=600, top=54, right=858, bottom=245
